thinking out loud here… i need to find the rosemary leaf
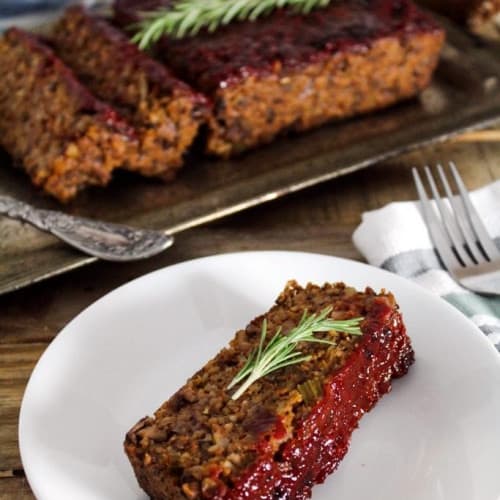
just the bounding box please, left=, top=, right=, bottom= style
left=228, top=306, right=364, bottom=400
left=132, top=0, right=332, bottom=49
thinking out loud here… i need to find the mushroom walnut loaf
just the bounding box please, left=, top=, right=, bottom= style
left=125, top=281, right=414, bottom=499
left=0, top=28, right=136, bottom=202
left=419, top=0, right=500, bottom=39
left=51, top=6, right=208, bottom=181
left=464, top=0, right=500, bottom=39
left=115, top=0, right=445, bottom=157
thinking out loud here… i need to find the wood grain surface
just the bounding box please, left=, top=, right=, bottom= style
left=0, top=138, right=499, bottom=499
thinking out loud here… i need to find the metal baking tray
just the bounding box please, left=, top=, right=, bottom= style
left=1, top=17, right=500, bottom=295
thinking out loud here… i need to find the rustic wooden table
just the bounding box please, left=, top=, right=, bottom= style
left=0, top=137, right=499, bottom=499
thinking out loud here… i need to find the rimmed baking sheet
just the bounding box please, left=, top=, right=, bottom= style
left=1, top=17, right=500, bottom=295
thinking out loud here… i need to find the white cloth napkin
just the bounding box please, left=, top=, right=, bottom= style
left=353, top=180, right=500, bottom=352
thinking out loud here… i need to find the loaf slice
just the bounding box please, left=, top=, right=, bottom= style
left=51, top=6, right=208, bottom=181
left=0, top=28, right=137, bottom=202
left=115, top=0, right=445, bottom=157
left=125, top=281, right=414, bottom=499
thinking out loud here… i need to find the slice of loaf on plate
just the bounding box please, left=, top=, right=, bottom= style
left=125, top=281, right=414, bottom=499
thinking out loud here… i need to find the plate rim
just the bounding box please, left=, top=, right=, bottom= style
left=18, top=250, right=500, bottom=499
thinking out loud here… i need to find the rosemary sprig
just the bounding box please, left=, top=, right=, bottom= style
left=227, top=307, right=364, bottom=400
left=132, top=0, right=331, bottom=49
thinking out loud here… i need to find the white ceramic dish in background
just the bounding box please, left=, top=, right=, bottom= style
left=19, top=251, right=500, bottom=500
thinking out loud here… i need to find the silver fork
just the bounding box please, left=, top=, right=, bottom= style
left=412, top=162, right=500, bottom=296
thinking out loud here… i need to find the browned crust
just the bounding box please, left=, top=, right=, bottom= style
left=0, top=28, right=135, bottom=201
left=51, top=6, right=209, bottom=180
left=206, top=30, right=445, bottom=157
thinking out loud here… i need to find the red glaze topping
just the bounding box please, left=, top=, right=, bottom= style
left=61, top=5, right=206, bottom=104
left=215, top=295, right=413, bottom=499
left=114, top=0, right=442, bottom=91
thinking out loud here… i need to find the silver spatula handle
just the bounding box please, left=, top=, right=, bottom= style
left=0, top=195, right=174, bottom=261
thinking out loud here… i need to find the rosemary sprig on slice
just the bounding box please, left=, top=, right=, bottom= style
left=132, top=0, right=331, bottom=49
left=227, top=307, right=363, bottom=400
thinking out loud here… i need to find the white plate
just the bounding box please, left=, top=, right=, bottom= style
left=19, top=251, right=500, bottom=500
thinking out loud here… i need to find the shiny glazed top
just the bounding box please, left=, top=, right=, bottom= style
left=219, top=294, right=413, bottom=499
left=114, top=0, right=442, bottom=91
left=60, top=6, right=201, bottom=99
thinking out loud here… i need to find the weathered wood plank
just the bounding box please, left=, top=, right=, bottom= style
left=0, top=476, right=35, bottom=500
left=0, top=344, right=46, bottom=472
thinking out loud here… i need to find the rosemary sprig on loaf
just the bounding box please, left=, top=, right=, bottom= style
left=132, top=0, right=331, bottom=49
left=227, top=306, right=363, bottom=400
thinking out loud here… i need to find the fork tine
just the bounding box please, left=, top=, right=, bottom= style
left=449, top=162, right=500, bottom=260
left=412, top=168, right=461, bottom=271
left=436, top=163, right=486, bottom=265
left=424, top=166, right=474, bottom=266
